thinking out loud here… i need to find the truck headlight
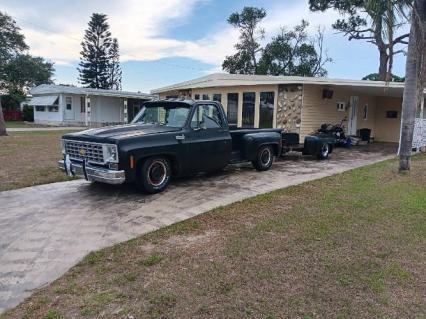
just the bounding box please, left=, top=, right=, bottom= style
left=103, top=144, right=118, bottom=163
left=60, top=139, right=66, bottom=155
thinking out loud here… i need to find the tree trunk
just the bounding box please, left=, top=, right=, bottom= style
left=0, top=97, right=7, bottom=136
left=399, top=11, right=420, bottom=171
left=378, top=48, right=389, bottom=81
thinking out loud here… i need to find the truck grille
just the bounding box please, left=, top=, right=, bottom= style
left=64, top=140, right=104, bottom=164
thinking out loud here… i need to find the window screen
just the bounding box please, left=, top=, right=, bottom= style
left=213, top=94, right=222, bottom=103
left=227, top=93, right=238, bottom=126
left=259, top=92, right=274, bottom=128
left=80, top=97, right=85, bottom=113
left=66, top=97, right=72, bottom=110
left=242, top=92, right=255, bottom=128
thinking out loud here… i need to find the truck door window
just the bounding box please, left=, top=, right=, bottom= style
left=191, top=104, right=222, bottom=129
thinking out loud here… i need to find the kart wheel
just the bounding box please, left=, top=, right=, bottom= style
left=317, top=143, right=330, bottom=160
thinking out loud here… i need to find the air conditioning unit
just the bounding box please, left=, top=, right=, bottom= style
left=322, top=88, right=334, bottom=99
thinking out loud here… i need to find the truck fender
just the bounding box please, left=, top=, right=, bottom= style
left=303, top=135, right=333, bottom=157
left=241, top=132, right=282, bottom=161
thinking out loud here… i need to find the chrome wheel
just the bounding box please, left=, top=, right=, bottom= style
left=260, top=148, right=272, bottom=166
left=147, top=160, right=167, bottom=187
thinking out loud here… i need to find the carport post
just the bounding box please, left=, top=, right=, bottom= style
left=85, top=95, right=91, bottom=127
left=123, top=99, right=128, bottom=124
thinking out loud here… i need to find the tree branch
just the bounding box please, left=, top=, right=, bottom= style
left=392, top=33, right=410, bottom=45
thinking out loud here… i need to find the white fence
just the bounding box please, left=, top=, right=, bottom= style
left=413, top=118, right=426, bottom=150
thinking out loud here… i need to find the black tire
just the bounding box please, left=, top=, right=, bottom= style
left=252, top=145, right=274, bottom=171
left=316, top=143, right=330, bottom=160
left=136, top=156, right=171, bottom=194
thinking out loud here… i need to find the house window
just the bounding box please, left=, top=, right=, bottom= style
left=194, top=94, right=200, bottom=100
left=66, top=97, right=72, bottom=110
left=80, top=97, right=86, bottom=113
left=242, top=92, right=255, bottom=128
left=386, top=111, right=398, bottom=118
left=35, top=105, right=46, bottom=112
left=213, top=94, right=222, bottom=103
left=227, top=93, right=238, bottom=126
left=260, top=92, right=274, bottom=128
left=48, top=105, right=59, bottom=112
left=363, top=104, right=368, bottom=120
left=202, top=94, right=209, bottom=100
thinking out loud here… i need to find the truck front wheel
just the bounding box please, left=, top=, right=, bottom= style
left=252, top=145, right=274, bottom=171
left=136, top=157, right=171, bottom=194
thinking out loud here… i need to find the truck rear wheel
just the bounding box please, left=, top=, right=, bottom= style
left=316, top=143, right=330, bottom=160
left=136, top=156, right=171, bottom=194
left=252, top=145, right=274, bottom=171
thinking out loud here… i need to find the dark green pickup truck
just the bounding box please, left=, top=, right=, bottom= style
left=59, top=99, right=286, bottom=193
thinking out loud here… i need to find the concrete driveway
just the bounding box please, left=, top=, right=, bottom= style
left=0, top=143, right=397, bottom=313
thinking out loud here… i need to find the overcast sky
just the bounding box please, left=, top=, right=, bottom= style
left=0, top=0, right=408, bottom=92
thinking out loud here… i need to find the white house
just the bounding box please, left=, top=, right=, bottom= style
left=28, top=85, right=156, bottom=126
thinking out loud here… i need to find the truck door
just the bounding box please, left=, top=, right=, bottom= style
left=185, top=103, right=232, bottom=173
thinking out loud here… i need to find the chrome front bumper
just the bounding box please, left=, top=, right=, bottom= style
left=58, top=160, right=125, bottom=185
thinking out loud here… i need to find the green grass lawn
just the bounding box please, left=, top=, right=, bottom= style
left=2, top=155, right=426, bottom=319
left=0, top=131, right=76, bottom=191
left=5, top=121, right=28, bottom=128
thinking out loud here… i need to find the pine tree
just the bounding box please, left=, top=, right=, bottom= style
left=78, top=13, right=112, bottom=89
left=108, top=38, right=122, bottom=90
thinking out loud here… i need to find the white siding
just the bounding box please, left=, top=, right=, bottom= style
left=91, top=96, right=125, bottom=124
left=33, top=94, right=63, bottom=125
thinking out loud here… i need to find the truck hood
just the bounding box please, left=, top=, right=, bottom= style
left=63, top=124, right=182, bottom=142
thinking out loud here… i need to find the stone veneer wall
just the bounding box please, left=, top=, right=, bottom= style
left=276, top=84, right=303, bottom=134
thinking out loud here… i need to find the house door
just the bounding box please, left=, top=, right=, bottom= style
left=64, top=96, right=75, bottom=120
left=348, top=96, right=359, bottom=136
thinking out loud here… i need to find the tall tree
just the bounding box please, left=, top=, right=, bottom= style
left=0, top=11, right=53, bottom=136
left=78, top=13, right=112, bottom=89
left=258, top=21, right=332, bottom=76
left=222, top=7, right=266, bottom=74
left=399, top=0, right=426, bottom=170
left=0, top=11, right=27, bottom=136
left=108, top=38, right=122, bottom=90
left=309, top=0, right=411, bottom=81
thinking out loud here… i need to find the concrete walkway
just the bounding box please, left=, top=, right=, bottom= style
left=0, top=144, right=397, bottom=313
left=7, top=127, right=85, bottom=132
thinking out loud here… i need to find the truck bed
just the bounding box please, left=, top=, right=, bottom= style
left=229, top=128, right=283, bottom=163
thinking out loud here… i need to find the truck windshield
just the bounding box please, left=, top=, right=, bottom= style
left=132, top=105, right=190, bottom=128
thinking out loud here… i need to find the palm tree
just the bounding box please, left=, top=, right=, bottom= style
left=399, top=0, right=426, bottom=171
left=364, top=0, right=412, bottom=81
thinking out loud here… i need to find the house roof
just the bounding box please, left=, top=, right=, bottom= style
left=151, top=73, right=410, bottom=97
left=30, top=84, right=157, bottom=100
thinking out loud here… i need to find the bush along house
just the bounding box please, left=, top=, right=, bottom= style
left=152, top=73, right=426, bottom=150
left=28, top=85, right=156, bottom=127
